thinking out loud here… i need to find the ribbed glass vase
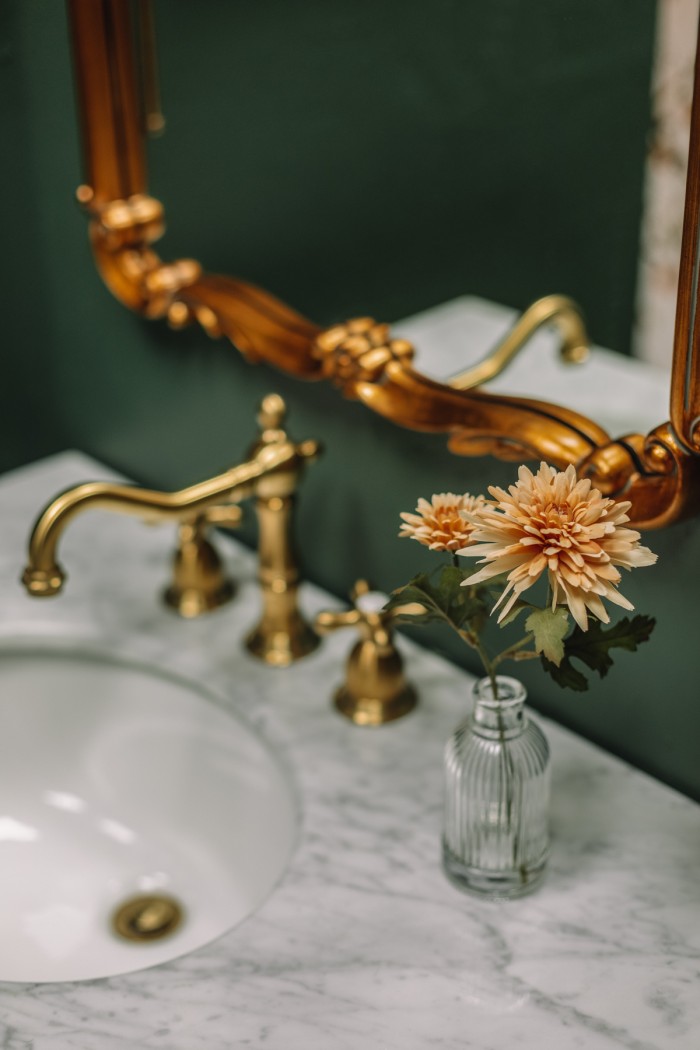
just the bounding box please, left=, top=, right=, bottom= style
left=442, top=675, right=550, bottom=899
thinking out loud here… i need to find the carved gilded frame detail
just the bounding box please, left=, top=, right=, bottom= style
left=67, top=0, right=700, bottom=528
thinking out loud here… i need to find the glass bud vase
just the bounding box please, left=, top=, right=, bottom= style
left=442, top=675, right=550, bottom=899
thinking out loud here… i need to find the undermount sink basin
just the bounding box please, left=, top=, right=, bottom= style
left=0, top=645, right=298, bottom=983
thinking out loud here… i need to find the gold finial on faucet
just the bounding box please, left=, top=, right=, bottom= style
left=21, top=395, right=321, bottom=666
left=315, top=580, right=419, bottom=726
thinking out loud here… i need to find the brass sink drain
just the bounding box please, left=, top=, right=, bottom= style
left=111, top=894, right=185, bottom=943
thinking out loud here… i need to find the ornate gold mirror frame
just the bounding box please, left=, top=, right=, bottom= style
left=67, top=0, right=700, bottom=529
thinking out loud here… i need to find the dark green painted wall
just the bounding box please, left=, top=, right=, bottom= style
left=152, top=0, right=654, bottom=348
left=0, top=2, right=64, bottom=470
left=7, top=2, right=697, bottom=804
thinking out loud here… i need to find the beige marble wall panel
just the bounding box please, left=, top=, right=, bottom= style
left=636, top=0, right=699, bottom=367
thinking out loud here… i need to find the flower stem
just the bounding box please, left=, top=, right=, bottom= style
left=494, top=695, right=521, bottom=875
left=452, top=623, right=498, bottom=698
left=473, top=636, right=499, bottom=701
left=492, top=634, right=533, bottom=668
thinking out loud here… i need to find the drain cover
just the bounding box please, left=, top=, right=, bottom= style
left=111, top=894, right=184, bottom=943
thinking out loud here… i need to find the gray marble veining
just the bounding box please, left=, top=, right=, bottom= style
left=0, top=453, right=698, bottom=1049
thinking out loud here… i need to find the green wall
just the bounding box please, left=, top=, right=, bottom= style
left=152, top=0, right=654, bottom=349
left=0, top=2, right=64, bottom=469
left=6, top=2, right=697, bottom=805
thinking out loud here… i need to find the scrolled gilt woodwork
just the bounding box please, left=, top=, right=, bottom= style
left=313, top=318, right=415, bottom=391
left=66, top=0, right=700, bottom=530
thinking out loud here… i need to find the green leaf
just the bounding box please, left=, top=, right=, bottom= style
left=384, top=575, right=448, bottom=626
left=525, top=607, right=570, bottom=666
left=385, top=567, right=491, bottom=634
left=540, top=614, right=656, bottom=693
left=541, top=654, right=590, bottom=691
left=435, top=565, right=491, bottom=629
left=570, top=614, right=655, bottom=675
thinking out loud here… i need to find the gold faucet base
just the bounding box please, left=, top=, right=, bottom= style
left=163, top=516, right=238, bottom=618
left=334, top=684, right=417, bottom=727
left=245, top=618, right=320, bottom=667
left=163, top=578, right=235, bottom=618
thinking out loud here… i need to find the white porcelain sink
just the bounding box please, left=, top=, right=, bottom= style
left=0, top=645, right=298, bottom=983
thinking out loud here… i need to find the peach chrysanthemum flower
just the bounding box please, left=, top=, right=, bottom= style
left=458, top=463, right=657, bottom=630
left=399, top=493, right=485, bottom=553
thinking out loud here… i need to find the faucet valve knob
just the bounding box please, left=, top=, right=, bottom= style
left=315, top=580, right=418, bottom=726
left=163, top=506, right=242, bottom=618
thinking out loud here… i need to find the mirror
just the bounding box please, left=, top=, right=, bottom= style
left=66, top=0, right=700, bottom=528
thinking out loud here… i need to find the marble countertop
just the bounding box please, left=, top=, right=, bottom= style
left=1, top=453, right=699, bottom=1050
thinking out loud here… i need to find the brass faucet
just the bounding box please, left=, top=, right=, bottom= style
left=448, top=294, right=590, bottom=390
left=21, top=394, right=321, bottom=666
left=315, top=580, right=421, bottom=726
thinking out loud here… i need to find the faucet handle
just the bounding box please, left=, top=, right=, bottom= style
left=203, top=505, right=244, bottom=530
left=315, top=580, right=418, bottom=726
left=163, top=506, right=242, bottom=618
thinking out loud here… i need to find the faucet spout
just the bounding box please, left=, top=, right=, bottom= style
left=22, top=397, right=319, bottom=601
left=448, top=294, right=590, bottom=391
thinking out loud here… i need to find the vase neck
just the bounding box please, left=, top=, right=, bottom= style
left=471, top=676, right=527, bottom=739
